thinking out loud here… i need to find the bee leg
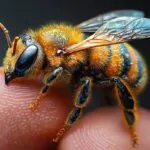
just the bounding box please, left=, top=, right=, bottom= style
left=53, top=77, right=91, bottom=142
left=114, top=78, right=139, bottom=147
left=97, top=77, right=139, bottom=147
left=29, top=67, right=63, bottom=111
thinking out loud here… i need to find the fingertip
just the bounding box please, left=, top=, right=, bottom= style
left=0, top=71, right=72, bottom=149
left=59, top=108, right=150, bottom=150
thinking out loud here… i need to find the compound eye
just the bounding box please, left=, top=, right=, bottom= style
left=15, top=45, right=38, bottom=75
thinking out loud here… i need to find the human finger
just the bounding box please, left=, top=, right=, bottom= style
left=0, top=68, right=72, bottom=150
left=59, top=108, right=150, bottom=150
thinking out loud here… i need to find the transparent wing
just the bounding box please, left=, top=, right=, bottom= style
left=66, top=17, right=150, bottom=54
left=77, top=10, right=144, bottom=33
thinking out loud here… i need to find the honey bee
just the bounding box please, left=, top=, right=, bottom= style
left=1, top=10, right=150, bottom=147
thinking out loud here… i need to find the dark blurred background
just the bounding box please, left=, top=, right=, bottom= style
left=0, top=0, right=150, bottom=110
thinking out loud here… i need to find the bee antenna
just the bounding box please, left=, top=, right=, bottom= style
left=12, top=36, right=20, bottom=56
left=0, top=22, right=12, bottom=48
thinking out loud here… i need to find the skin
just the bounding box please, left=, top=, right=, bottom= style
left=0, top=67, right=150, bottom=150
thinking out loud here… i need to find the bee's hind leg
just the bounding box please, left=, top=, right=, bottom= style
left=29, top=67, right=63, bottom=111
left=53, top=77, right=92, bottom=142
left=97, top=77, right=139, bottom=147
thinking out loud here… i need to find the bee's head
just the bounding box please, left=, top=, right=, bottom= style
left=3, top=33, right=43, bottom=85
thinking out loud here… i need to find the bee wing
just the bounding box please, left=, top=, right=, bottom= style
left=77, top=10, right=144, bottom=33
left=66, top=17, right=150, bottom=54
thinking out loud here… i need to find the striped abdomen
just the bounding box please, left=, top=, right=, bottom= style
left=90, top=43, right=148, bottom=94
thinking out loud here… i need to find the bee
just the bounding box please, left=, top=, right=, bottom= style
left=1, top=10, right=150, bottom=147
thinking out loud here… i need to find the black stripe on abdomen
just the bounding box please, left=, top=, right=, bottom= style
left=103, top=45, right=112, bottom=68
left=131, top=55, right=143, bottom=88
left=119, top=44, right=131, bottom=78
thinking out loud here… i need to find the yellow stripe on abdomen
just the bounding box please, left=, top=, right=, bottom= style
left=105, top=44, right=123, bottom=77
left=90, top=46, right=111, bottom=70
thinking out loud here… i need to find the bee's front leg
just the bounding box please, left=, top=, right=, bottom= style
left=29, top=67, right=63, bottom=111
left=53, top=77, right=92, bottom=142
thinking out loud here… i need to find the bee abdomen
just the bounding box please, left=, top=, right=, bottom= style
left=104, top=43, right=132, bottom=78
left=125, top=44, right=148, bottom=92
left=90, top=45, right=112, bottom=71
left=119, top=44, right=132, bottom=78
left=90, top=43, right=148, bottom=93
left=104, top=44, right=124, bottom=76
